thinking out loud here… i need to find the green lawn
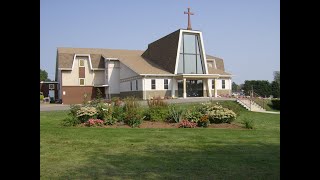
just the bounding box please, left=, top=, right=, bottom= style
left=40, top=109, right=280, bottom=179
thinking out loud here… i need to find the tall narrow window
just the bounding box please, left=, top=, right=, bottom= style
left=130, top=81, right=133, bottom=91
left=212, top=80, right=215, bottom=89
left=151, top=79, right=156, bottom=90
left=222, top=80, right=225, bottom=89
left=164, top=79, right=168, bottom=89
left=79, top=59, right=84, bottom=67
left=79, top=78, right=85, bottom=86
left=136, top=80, right=138, bottom=90
left=177, top=33, right=204, bottom=74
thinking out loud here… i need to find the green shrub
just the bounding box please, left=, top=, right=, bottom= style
left=271, top=99, right=280, bottom=110
left=185, top=108, right=203, bottom=123
left=112, top=106, right=125, bottom=122
left=144, top=106, right=168, bottom=121
left=207, top=105, right=237, bottom=124
left=76, top=107, right=98, bottom=123
left=167, top=104, right=185, bottom=123
left=241, top=118, right=255, bottom=129
left=197, top=115, right=210, bottom=127
left=69, top=104, right=82, bottom=118
left=123, top=96, right=140, bottom=111
left=40, top=95, right=44, bottom=101
left=124, top=109, right=145, bottom=128
left=61, top=117, right=80, bottom=127
left=178, top=120, right=197, bottom=128
left=94, top=102, right=112, bottom=120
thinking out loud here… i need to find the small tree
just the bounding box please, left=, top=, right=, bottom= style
left=232, top=82, right=240, bottom=92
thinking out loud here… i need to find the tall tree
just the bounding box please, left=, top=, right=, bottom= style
left=271, top=81, right=280, bottom=98
left=274, top=71, right=280, bottom=85
left=40, top=69, right=48, bottom=81
left=232, top=82, right=240, bottom=92
left=243, top=80, right=272, bottom=97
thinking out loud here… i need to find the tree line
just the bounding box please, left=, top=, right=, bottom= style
left=232, top=71, right=280, bottom=98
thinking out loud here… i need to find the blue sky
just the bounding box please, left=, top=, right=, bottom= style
left=40, top=0, right=279, bottom=84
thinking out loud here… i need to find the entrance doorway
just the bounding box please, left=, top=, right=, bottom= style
left=177, top=80, right=203, bottom=97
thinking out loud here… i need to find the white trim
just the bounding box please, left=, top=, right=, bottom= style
left=79, top=59, right=85, bottom=67
left=140, top=74, right=175, bottom=77
left=79, top=78, right=85, bottom=86
left=198, top=31, right=209, bottom=74
left=213, top=59, right=217, bottom=69
left=71, top=54, right=93, bottom=70
left=174, top=29, right=209, bottom=75
left=174, top=30, right=183, bottom=74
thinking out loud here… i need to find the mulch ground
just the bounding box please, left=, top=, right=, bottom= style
left=103, top=121, right=244, bottom=129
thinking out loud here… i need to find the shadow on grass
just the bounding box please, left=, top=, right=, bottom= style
left=58, top=143, right=279, bottom=180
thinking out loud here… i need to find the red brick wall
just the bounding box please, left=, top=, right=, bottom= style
left=61, top=86, right=105, bottom=104
left=40, top=83, right=59, bottom=100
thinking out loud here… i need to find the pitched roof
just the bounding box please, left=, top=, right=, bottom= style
left=57, top=48, right=171, bottom=74
left=56, top=29, right=231, bottom=76
left=141, top=29, right=180, bottom=74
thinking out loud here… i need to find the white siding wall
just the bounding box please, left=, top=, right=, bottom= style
left=216, top=79, right=231, bottom=90
left=144, top=78, right=173, bottom=90
left=106, top=61, right=120, bottom=94
left=62, top=57, right=104, bottom=86
left=120, top=62, right=138, bottom=79
left=120, top=79, right=142, bottom=92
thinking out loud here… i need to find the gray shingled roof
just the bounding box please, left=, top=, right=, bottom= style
left=56, top=30, right=231, bottom=76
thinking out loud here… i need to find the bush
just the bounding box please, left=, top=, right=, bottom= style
left=271, top=99, right=280, bottom=110
left=207, top=105, right=237, bottom=124
left=69, top=104, right=82, bottom=118
left=61, top=117, right=80, bottom=127
left=178, top=120, right=197, bottom=128
left=167, top=105, right=185, bottom=123
left=76, top=107, right=98, bottom=123
left=241, top=118, right=255, bottom=129
left=112, top=106, right=125, bottom=122
left=94, top=102, right=112, bottom=120
left=84, top=119, right=104, bottom=127
left=197, top=115, right=210, bottom=127
left=123, top=96, right=140, bottom=111
left=40, top=95, right=44, bottom=101
left=144, top=106, right=168, bottom=121
left=185, top=108, right=203, bottom=123
left=124, top=110, right=145, bottom=128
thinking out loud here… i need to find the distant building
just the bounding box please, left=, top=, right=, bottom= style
left=40, top=81, right=59, bottom=100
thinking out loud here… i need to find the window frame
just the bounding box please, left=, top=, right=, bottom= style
left=212, top=80, right=215, bottom=89
left=164, top=79, right=168, bottom=90
left=136, top=80, right=138, bottom=91
left=222, top=80, right=225, bottom=89
left=79, top=78, right=85, bottom=86
left=79, top=59, right=85, bottom=67
left=151, top=79, right=156, bottom=90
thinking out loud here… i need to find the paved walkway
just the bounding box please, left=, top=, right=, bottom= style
left=252, top=110, right=280, bottom=114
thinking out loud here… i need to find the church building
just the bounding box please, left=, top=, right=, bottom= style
left=55, top=8, right=232, bottom=104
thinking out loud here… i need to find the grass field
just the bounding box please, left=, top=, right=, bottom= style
left=40, top=108, right=280, bottom=179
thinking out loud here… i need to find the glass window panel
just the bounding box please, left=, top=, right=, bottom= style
left=177, top=55, right=184, bottom=73
left=196, top=55, right=204, bottom=74
left=196, top=36, right=201, bottom=54
left=184, top=54, right=197, bottom=74
left=183, top=34, right=196, bottom=54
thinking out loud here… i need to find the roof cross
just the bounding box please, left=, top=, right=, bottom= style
left=184, top=7, right=194, bottom=30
